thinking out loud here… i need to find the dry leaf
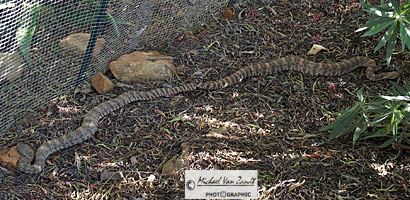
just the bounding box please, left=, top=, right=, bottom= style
left=147, top=174, right=156, bottom=183
left=307, top=44, right=326, bottom=55
left=223, top=7, right=233, bottom=19
left=206, top=127, right=229, bottom=138
left=130, top=156, right=138, bottom=166
left=75, top=152, right=81, bottom=171
left=147, top=174, right=156, bottom=188
left=161, top=154, right=187, bottom=175
left=288, top=179, right=305, bottom=192
left=74, top=83, right=93, bottom=96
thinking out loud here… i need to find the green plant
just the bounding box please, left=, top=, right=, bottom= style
left=356, top=0, right=410, bottom=65
left=322, top=82, right=410, bottom=148
left=16, top=2, right=41, bottom=67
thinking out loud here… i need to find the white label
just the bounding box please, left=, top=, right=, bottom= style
left=185, top=170, right=258, bottom=199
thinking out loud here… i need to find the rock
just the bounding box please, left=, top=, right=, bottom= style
left=0, top=52, right=24, bottom=81
left=109, top=51, right=176, bottom=82
left=100, top=169, right=124, bottom=181
left=91, top=72, right=115, bottom=94
left=59, top=33, right=106, bottom=56
left=0, top=146, right=22, bottom=169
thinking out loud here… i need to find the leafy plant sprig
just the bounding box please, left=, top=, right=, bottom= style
left=323, top=82, right=410, bottom=148
left=356, top=0, right=410, bottom=65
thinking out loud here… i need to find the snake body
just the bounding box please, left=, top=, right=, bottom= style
left=16, top=56, right=399, bottom=174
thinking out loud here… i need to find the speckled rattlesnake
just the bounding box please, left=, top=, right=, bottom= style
left=16, top=56, right=400, bottom=174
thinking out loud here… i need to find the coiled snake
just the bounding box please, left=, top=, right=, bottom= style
left=16, top=56, right=400, bottom=174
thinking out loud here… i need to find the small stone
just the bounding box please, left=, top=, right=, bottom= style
left=59, top=33, right=106, bottom=56
left=0, top=146, right=22, bottom=169
left=109, top=51, right=176, bottom=82
left=100, top=169, right=123, bottom=181
left=91, top=72, right=115, bottom=94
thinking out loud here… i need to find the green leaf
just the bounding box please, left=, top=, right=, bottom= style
left=404, top=81, right=410, bottom=92
left=367, top=107, right=389, bottom=113
left=381, top=95, right=410, bottom=101
left=353, top=117, right=368, bottom=145
left=106, top=11, right=120, bottom=38
left=378, top=135, right=399, bottom=148
left=394, top=109, right=404, bottom=123
left=386, top=20, right=399, bottom=40
left=362, top=20, right=395, bottom=36
left=391, top=81, right=409, bottom=96
left=389, top=110, right=400, bottom=135
left=162, top=128, right=171, bottom=135
left=387, top=0, right=401, bottom=14
left=356, top=16, right=393, bottom=32
left=402, top=1, right=410, bottom=10
left=326, top=104, right=361, bottom=139
left=402, top=7, right=410, bottom=15
left=361, top=3, right=392, bottom=13
left=361, top=127, right=388, bottom=139
left=322, top=103, right=360, bottom=131
left=363, top=6, right=394, bottom=17
left=357, top=88, right=365, bottom=102
left=16, top=3, right=41, bottom=67
left=374, top=28, right=390, bottom=52
left=401, top=23, right=410, bottom=51
left=405, top=105, right=410, bottom=115
left=367, top=101, right=388, bottom=113
left=376, top=126, right=388, bottom=135
left=385, top=22, right=399, bottom=65
left=169, top=116, right=182, bottom=123
left=400, top=20, right=408, bottom=51
left=370, top=111, right=392, bottom=125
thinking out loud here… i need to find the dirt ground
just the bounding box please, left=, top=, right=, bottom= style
left=1, top=0, right=409, bottom=199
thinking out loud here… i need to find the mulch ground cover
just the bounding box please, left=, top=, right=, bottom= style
left=1, top=0, right=409, bottom=199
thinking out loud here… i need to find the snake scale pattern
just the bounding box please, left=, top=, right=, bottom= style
left=16, top=56, right=400, bottom=174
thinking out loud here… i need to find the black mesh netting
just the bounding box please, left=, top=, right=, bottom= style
left=0, top=0, right=229, bottom=138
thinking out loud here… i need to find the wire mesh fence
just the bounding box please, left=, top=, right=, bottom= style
left=0, top=0, right=230, bottom=138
